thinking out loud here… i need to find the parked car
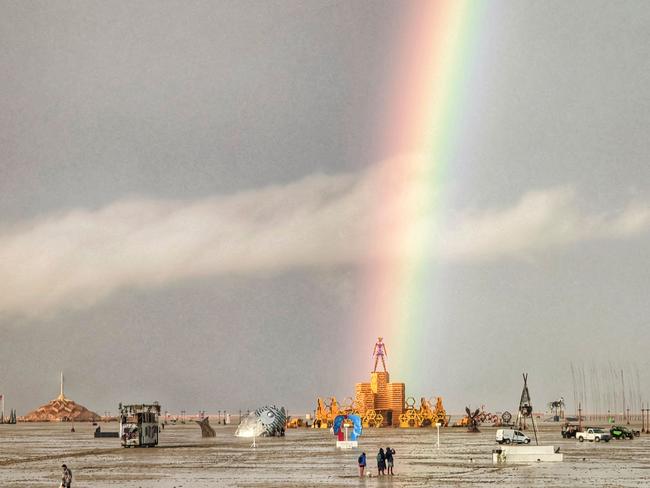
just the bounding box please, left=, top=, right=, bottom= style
left=496, top=428, right=531, bottom=444
left=610, top=425, right=639, bottom=439
left=561, top=424, right=579, bottom=438
left=576, top=427, right=611, bottom=442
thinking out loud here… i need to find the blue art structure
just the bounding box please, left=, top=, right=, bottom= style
left=333, top=413, right=362, bottom=448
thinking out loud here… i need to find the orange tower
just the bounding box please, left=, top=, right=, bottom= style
left=354, top=340, right=405, bottom=426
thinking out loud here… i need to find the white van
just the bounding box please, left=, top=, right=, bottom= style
left=496, top=428, right=531, bottom=444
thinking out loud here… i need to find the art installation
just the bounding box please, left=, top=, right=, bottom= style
left=464, top=407, right=481, bottom=433
left=1, top=409, right=17, bottom=424
left=235, top=405, right=286, bottom=438
left=516, top=374, right=535, bottom=430
left=24, top=373, right=100, bottom=422
left=372, top=336, right=388, bottom=373
left=315, top=338, right=448, bottom=429
left=332, top=413, right=362, bottom=448
left=196, top=417, right=216, bottom=437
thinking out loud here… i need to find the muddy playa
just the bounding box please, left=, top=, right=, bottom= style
left=1, top=421, right=649, bottom=487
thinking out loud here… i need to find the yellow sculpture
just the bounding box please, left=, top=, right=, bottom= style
left=314, top=397, right=340, bottom=428
left=399, top=396, right=449, bottom=428
left=361, top=409, right=384, bottom=428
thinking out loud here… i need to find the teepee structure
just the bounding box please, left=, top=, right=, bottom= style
left=515, top=373, right=538, bottom=444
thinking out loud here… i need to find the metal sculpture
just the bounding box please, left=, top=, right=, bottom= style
left=454, top=405, right=499, bottom=428
left=501, top=411, right=513, bottom=425
left=515, top=372, right=539, bottom=445
left=314, top=397, right=342, bottom=428
left=548, top=398, right=565, bottom=420
left=399, top=397, right=449, bottom=428
left=372, top=337, right=388, bottom=372
left=465, top=406, right=481, bottom=433
left=421, top=397, right=449, bottom=427
left=235, top=405, right=286, bottom=438
left=195, top=417, right=216, bottom=437
left=362, top=408, right=384, bottom=428
left=399, top=397, right=422, bottom=428
left=476, top=408, right=500, bottom=426
left=340, top=397, right=361, bottom=415
left=517, top=373, right=533, bottom=429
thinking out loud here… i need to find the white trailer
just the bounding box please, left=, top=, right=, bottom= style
left=119, top=403, right=161, bottom=448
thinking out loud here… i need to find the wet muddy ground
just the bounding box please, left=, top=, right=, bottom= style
left=1, top=422, right=649, bottom=487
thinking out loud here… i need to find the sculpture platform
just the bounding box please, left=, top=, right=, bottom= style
left=493, top=445, right=563, bottom=464
left=336, top=440, right=358, bottom=449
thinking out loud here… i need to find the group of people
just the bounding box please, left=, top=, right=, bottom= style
left=357, top=447, right=396, bottom=477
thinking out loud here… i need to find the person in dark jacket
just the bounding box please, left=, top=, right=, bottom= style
left=61, top=464, right=72, bottom=488
left=358, top=452, right=366, bottom=477
left=385, top=446, right=396, bottom=475
left=377, top=448, right=386, bottom=475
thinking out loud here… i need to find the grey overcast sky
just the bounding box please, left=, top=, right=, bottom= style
left=1, top=0, right=650, bottom=416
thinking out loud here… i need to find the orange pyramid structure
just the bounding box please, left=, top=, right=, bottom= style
left=23, top=373, right=100, bottom=422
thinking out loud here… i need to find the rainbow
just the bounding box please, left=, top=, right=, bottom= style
left=358, top=1, right=485, bottom=386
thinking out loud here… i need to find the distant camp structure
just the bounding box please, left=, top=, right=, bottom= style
left=0, top=394, right=17, bottom=424
left=6, top=409, right=17, bottom=424
left=23, top=373, right=100, bottom=422
left=1, top=408, right=17, bottom=424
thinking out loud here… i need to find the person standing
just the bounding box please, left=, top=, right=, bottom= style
left=385, top=446, right=396, bottom=475
left=61, top=464, right=72, bottom=488
left=357, top=452, right=366, bottom=477
left=376, top=448, right=386, bottom=476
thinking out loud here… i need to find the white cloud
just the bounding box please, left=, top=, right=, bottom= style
left=1, top=155, right=648, bottom=317
left=439, top=187, right=650, bottom=260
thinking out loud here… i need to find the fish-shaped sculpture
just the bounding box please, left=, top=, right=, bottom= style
left=235, top=405, right=286, bottom=438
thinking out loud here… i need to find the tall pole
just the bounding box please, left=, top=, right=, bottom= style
left=621, top=370, right=626, bottom=423
left=60, top=371, right=64, bottom=398
left=641, top=403, right=645, bottom=433
left=1, top=394, right=4, bottom=423
left=578, top=403, right=583, bottom=432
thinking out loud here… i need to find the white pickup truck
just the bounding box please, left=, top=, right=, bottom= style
left=576, top=427, right=611, bottom=442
